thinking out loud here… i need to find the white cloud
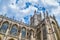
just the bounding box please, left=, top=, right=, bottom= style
left=0, top=6, right=7, bottom=15
left=0, top=0, right=60, bottom=25
left=9, top=4, right=19, bottom=10
left=51, top=6, right=60, bottom=16
left=14, top=5, right=38, bottom=21
left=41, top=0, right=59, bottom=6
left=40, top=0, right=60, bottom=16
left=20, top=5, right=37, bottom=14
left=27, top=0, right=38, bottom=3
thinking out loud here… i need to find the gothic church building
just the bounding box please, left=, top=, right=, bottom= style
left=0, top=11, right=60, bottom=40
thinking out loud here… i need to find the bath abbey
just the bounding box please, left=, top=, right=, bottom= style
left=0, top=11, right=60, bottom=40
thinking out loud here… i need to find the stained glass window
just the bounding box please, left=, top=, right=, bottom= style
left=10, top=25, right=18, bottom=36
left=0, top=22, right=9, bottom=33
left=21, top=28, right=26, bottom=38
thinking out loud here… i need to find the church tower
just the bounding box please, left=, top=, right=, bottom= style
left=0, top=10, right=59, bottom=40
left=36, top=11, right=60, bottom=40
left=30, top=10, right=42, bottom=28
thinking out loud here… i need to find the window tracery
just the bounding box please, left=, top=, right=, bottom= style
left=10, top=25, right=18, bottom=36
left=0, top=22, right=9, bottom=33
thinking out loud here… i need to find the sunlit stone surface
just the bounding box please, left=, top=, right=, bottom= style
left=0, top=11, right=59, bottom=40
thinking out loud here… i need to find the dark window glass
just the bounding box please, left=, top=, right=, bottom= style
left=0, top=22, right=9, bottom=33
left=21, top=28, right=26, bottom=38
left=10, top=25, right=18, bottom=36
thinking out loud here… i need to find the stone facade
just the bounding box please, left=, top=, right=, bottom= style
left=0, top=11, right=60, bottom=40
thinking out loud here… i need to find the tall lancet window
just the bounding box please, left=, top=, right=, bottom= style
left=10, top=25, right=18, bottom=36
left=0, top=22, right=9, bottom=33
left=42, top=24, right=47, bottom=40
left=21, top=27, right=26, bottom=38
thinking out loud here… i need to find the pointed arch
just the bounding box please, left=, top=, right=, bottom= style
left=29, top=29, right=34, bottom=38
left=52, top=21, right=56, bottom=25
left=0, top=21, right=9, bottom=33
left=10, top=24, right=18, bottom=36
left=21, top=27, right=26, bottom=38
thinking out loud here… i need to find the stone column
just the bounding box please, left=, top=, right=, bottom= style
left=33, top=32, right=36, bottom=40
left=51, top=24, right=58, bottom=40
left=31, top=33, right=33, bottom=40
left=26, top=29, right=30, bottom=40
left=3, top=37, right=7, bottom=40
left=45, top=25, right=49, bottom=40
left=19, top=33, right=22, bottom=40
left=41, top=27, right=43, bottom=40
left=19, top=27, right=21, bottom=40
left=30, top=30, right=34, bottom=40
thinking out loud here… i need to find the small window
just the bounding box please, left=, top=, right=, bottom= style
left=49, top=28, right=51, bottom=30
left=52, top=21, right=55, bottom=25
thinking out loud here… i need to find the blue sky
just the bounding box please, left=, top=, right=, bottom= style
left=0, top=0, right=60, bottom=26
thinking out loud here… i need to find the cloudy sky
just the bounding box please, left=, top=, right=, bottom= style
left=0, top=0, right=60, bottom=25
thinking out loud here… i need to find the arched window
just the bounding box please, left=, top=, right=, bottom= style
left=52, top=21, right=56, bottom=33
left=0, top=22, right=9, bottom=33
left=30, top=29, right=34, bottom=36
left=21, top=27, right=26, bottom=38
left=10, top=25, right=18, bottom=36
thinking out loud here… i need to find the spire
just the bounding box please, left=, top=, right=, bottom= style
left=39, top=12, right=42, bottom=21
left=13, top=16, right=15, bottom=20
left=34, top=10, right=36, bottom=15
left=4, top=14, right=7, bottom=16
left=43, top=11, right=45, bottom=18
left=50, top=15, right=52, bottom=18
left=40, top=12, right=42, bottom=18
left=20, top=19, right=24, bottom=24
left=46, top=11, right=48, bottom=17
left=53, top=14, right=56, bottom=20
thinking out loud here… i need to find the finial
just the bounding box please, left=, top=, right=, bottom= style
left=43, top=11, right=45, bottom=18
left=40, top=12, right=42, bottom=17
left=20, top=19, right=23, bottom=22
left=13, top=16, right=15, bottom=20
left=53, top=14, right=56, bottom=20
left=4, top=14, right=7, bottom=16
left=46, top=11, right=48, bottom=17
left=34, top=10, right=36, bottom=14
